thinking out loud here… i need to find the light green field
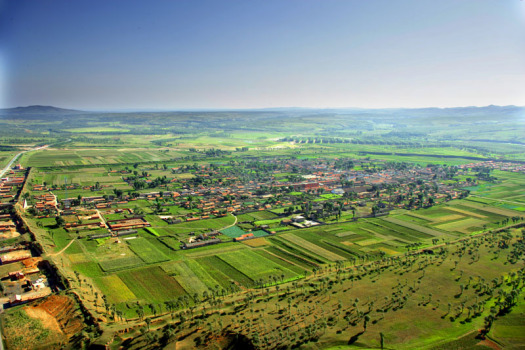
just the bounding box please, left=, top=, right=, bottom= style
left=64, top=127, right=131, bottom=133
left=434, top=217, right=487, bottom=233
left=161, top=260, right=208, bottom=295
left=281, top=233, right=346, bottom=261
left=96, top=275, right=137, bottom=303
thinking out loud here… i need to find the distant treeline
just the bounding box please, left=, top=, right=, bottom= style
left=72, top=136, right=124, bottom=145
left=0, top=145, right=19, bottom=151
left=280, top=136, right=445, bottom=148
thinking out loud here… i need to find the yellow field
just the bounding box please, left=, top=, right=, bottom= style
left=431, top=214, right=465, bottom=223
left=67, top=253, right=91, bottom=264
left=98, top=275, right=136, bottom=303
left=353, top=238, right=381, bottom=246
left=241, top=238, right=269, bottom=247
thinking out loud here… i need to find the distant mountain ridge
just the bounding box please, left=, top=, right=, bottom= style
left=0, top=104, right=523, bottom=116
left=0, top=105, right=82, bottom=114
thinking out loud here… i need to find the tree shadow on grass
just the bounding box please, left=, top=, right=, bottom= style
left=348, top=330, right=365, bottom=345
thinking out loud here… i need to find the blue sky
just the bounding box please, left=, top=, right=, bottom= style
left=1, top=0, right=524, bottom=110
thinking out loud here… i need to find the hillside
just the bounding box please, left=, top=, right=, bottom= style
left=0, top=105, right=83, bottom=115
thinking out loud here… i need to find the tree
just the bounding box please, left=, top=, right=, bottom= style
left=363, top=315, right=370, bottom=330
left=149, top=303, right=157, bottom=317
left=137, top=305, right=145, bottom=320
left=55, top=215, right=65, bottom=227
left=113, top=188, right=123, bottom=198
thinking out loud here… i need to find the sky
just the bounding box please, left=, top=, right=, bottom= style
left=1, top=0, right=524, bottom=110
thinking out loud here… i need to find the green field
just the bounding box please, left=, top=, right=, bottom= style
left=118, top=266, right=186, bottom=303
left=8, top=106, right=525, bottom=349
left=126, top=237, right=170, bottom=264
left=218, top=249, right=300, bottom=284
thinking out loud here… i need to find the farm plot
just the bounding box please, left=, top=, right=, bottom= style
left=66, top=253, right=91, bottom=264
left=197, top=255, right=254, bottom=287
left=404, top=212, right=434, bottom=222
left=254, top=218, right=282, bottom=226
left=444, top=206, right=487, bottom=219
left=183, top=242, right=245, bottom=259
left=429, top=214, right=466, bottom=223
left=157, top=236, right=181, bottom=250
left=264, top=246, right=318, bottom=270
left=72, top=262, right=104, bottom=278
left=247, top=210, right=277, bottom=221
left=335, top=231, right=358, bottom=238
left=459, top=201, right=518, bottom=217
left=381, top=217, right=445, bottom=237
left=126, top=237, right=170, bottom=264
left=241, top=237, right=269, bottom=247
left=185, top=259, right=233, bottom=291
left=354, top=238, right=382, bottom=247
left=161, top=261, right=209, bottom=296
left=270, top=238, right=328, bottom=265
left=434, top=217, right=487, bottom=234
left=99, top=256, right=145, bottom=273
left=254, top=250, right=306, bottom=275
left=95, top=275, right=136, bottom=303
left=118, top=266, right=186, bottom=303
left=218, top=250, right=299, bottom=283
left=362, top=221, right=421, bottom=242
left=168, top=215, right=236, bottom=232
left=361, top=242, right=399, bottom=255
left=220, top=226, right=246, bottom=238
left=280, top=233, right=346, bottom=261
left=26, top=150, right=83, bottom=166
left=281, top=228, right=362, bottom=259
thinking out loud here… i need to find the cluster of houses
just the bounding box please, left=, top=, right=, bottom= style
left=161, top=158, right=472, bottom=222
left=40, top=159, right=478, bottom=227
left=22, top=158, right=487, bottom=253
left=0, top=244, right=52, bottom=306
left=459, top=160, right=525, bottom=173
left=0, top=164, right=52, bottom=306
left=0, top=171, right=25, bottom=206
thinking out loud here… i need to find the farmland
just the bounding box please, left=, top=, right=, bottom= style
left=0, top=107, right=523, bottom=350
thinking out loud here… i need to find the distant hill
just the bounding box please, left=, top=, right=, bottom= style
left=0, top=105, right=83, bottom=115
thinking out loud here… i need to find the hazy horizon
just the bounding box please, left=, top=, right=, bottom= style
left=3, top=103, right=524, bottom=113
left=1, top=0, right=524, bottom=110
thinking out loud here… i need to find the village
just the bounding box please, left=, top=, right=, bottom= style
left=17, top=157, right=505, bottom=251
left=0, top=164, right=56, bottom=310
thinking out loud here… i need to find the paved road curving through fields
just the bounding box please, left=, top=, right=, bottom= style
left=0, top=144, right=49, bottom=178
